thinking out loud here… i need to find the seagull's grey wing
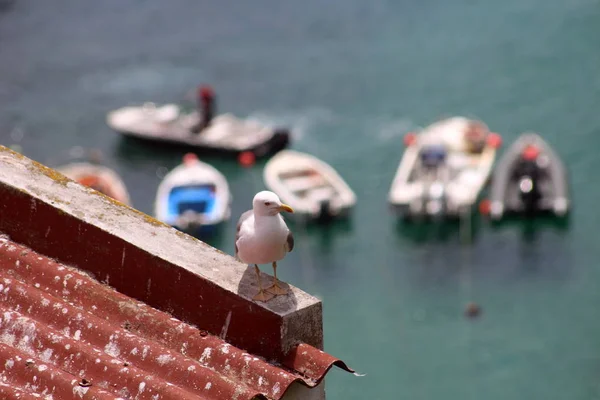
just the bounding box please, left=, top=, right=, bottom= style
left=285, top=230, right=294, bottom=253
left=234, top=210, right=253, bottom=256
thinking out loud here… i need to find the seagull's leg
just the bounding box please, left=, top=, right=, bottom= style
left=267, top=261, right=288, bottom=295
left=252, top=264, right=274, bottom=302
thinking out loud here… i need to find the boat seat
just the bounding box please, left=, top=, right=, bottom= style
left=279, top=167, right=319, bottom=179
left=166, top=185, right=216, bottom=222
left=155, top=104, right=180, bottom=123
left=284, top=175, right=327, bottom=192
left=447, top=153, right=470, bottom=170
left=307, top=186, right=335, bottom=201
left=454, top=169, right=483, bottom=188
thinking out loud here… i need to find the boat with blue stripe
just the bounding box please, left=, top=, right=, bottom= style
left=154, top=153, right=231, bottom=236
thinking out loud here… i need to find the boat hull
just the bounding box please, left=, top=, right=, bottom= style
left=154, top=160, right=232, bottom=236
left=107, top=105, right=291, bottom=158
left=263, top=150, right=356, bottom=223
left=117, top=127, right=290, bottom=158
left=56, top=162, right=131, bottom=206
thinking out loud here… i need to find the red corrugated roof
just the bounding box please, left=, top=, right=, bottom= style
left=0, top=235, right=354, bottom=399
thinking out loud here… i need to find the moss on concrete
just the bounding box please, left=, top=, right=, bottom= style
left=26, top=160, right=72, bottom=187
left=0, top=145, right=25, bottom=160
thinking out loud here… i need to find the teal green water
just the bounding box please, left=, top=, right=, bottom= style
left=2, top=0, right=600, bottom=398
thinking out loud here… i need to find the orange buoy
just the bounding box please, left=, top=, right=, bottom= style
left=522, top=145, right=540, bottom=161
left=487, top=133, right=502, bottom=149
left=238, top=151, right=256, bottom=167
left=479, top=199, right=491, bottom=216
left=77, top=175, right=110, bottom=196
left=465, top=302, right=481, bottom=318
left=78, top=175, right=101, bottom=187
left=403, top=132, right=417, bottom=146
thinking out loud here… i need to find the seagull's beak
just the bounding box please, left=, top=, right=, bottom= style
left=278, top=204, right=294, bottom=213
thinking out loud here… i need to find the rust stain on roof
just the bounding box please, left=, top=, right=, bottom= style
left=0, top=235, right=353, bottom=399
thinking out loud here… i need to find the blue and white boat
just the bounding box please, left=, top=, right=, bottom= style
left=154, top=153, right=231, bottom=236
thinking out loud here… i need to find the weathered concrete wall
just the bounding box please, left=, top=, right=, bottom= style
left=0, top=146, right=324, bottom=369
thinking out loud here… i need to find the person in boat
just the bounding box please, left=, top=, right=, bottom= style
left=191, top=85, right=216, bottom=134
left=464, top=121, right=487, bottom=153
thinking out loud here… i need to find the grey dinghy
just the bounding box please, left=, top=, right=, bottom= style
left=487, top=132, right=569, bottom=220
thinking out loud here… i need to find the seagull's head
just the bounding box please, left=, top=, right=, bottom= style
left=253, top=191, right=294, bottom=217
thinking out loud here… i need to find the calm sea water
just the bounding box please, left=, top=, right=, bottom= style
left=2, top=0, right=600, bottom=398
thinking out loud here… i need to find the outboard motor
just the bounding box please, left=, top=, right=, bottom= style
left=425, top=181, right=446, bottom=218
left=419, top=145, right=448, bottom=218
left=316, top=199, right=334, bottom=223
left=517, top=145, right=542, bottom=215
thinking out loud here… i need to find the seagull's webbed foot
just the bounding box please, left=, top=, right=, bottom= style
left=267, top=281, right=288, bottom=295
left=252, top=264, right=274, bottom=302
left=266, top=261, right=289, bottom=296
left=253, top=289, right=275, bottom=302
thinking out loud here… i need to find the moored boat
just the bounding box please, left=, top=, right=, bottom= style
left=57, top=162, right=131, bottom=206
left=263, top=150, right=356, bottom=222
left=107, top=85, right=290, bottom=157
left=388, top=117, right=502, bottom=220
left=484, top=132, right=569, bottom=220
left=154, top=153, right=231, bottom=236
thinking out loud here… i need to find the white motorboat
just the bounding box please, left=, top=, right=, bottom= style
left=388, top=117, right=502, bottom=220
left=107, top=103, right=290, bottom=157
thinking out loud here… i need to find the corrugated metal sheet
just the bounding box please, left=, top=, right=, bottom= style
left=0, top=235, right=354, bottom=399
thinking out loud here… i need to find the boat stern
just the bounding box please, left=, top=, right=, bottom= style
left=250, top=127, right=291, bottom=157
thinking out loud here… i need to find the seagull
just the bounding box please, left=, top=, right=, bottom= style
left=235, top=191, right=294, bottom=302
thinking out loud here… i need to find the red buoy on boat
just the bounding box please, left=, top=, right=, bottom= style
left=487, top=133, right=502, bottom=149
left=479, top=199, right=491, bottom=216
left=522, top=144, right=540, bottom=161
left=238, top=151, right=256, bottom=167
left=183, top=153, right=199, bottom=166
left=403, top=132, right=417, bottom=146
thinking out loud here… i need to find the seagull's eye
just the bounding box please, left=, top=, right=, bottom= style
left=264, top=201, right=272, bottom=206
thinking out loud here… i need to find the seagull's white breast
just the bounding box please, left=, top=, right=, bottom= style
left=236, top=214, right=290, bottom=265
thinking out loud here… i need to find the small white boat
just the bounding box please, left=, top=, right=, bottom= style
left=154, top=153, right=231, bottom=236
left=263, top=150, right=356, bottom=222
left=388, top=117, right=502, bottom=220
left=107, top=103, right=290, bottom=157
left=57, top=162, right=132, bottom=206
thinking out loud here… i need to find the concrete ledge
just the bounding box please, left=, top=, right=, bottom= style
left=0, top=146, right=323, bottom=362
